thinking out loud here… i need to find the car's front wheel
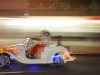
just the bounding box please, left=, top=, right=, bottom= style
left=0, top=54, right=11, bottom=68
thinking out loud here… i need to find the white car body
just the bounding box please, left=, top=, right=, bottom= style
left=0, top=38, right=74, bottom=66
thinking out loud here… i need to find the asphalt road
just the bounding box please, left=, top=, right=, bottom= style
left=0, top=54, right=100, bottom=75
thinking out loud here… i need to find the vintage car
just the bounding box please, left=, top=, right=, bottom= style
left=0, top=38, right=75, bottom=68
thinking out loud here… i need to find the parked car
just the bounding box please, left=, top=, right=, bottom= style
left=0, top=38, right=75, bottom=68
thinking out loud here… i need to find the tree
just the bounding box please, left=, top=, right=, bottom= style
left=28, top=0, right=42, bottom=8
left=28, top=0, right=99, bottom=15
left=53, top=0, right=68, bottom=10
left=95, top=0, right=100, bottom=10
left=80, top=0, right=93, bottom=15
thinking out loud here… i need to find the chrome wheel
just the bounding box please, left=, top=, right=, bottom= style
left=50, top=53, right=65, bottom=67
left=0, top=54, right=11, bottom=67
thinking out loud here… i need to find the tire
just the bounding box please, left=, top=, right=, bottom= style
left=50, top=53, right=65, bottom=67
left=49, top=62, right=57, bottom=67
left=0, top=54, right=11, bottom=68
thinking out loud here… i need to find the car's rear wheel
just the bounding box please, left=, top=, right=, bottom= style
left=50, top=53, right=65, bottom=67
left=0, top=54, right=11, bottom=68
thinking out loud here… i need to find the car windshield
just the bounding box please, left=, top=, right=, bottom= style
left=27, top=38, right=38, bottom=47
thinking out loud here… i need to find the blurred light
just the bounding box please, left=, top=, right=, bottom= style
left=6, top=18, right=100, bottom=27
left=9, top=64, right=16, bottom=69
left=26, top=65, right=41, bottom=71
left=10, top=56, right=14, bottom=60
left=52, top=55, right=62, bottom=63
left=6, top=19, right=94, bottom=27
left=85, top=17, right=100, bottom=20
left=4, top=17, right=100, bottom=32
left=0, top=17, right=19, bottom=20
left=24, top=12, right=29, bottom=16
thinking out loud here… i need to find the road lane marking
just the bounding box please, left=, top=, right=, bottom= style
left=0, top=71, right=23, bottom=74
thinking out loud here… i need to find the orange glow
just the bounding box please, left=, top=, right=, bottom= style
left=0, top=46, right=21, bottom=55
left=85, top=17, right=100, bottom=20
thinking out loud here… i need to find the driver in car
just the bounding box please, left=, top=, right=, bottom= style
left=30, top=30, right=51, bottom=55
left=40, top=30, right=51, bottom=46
